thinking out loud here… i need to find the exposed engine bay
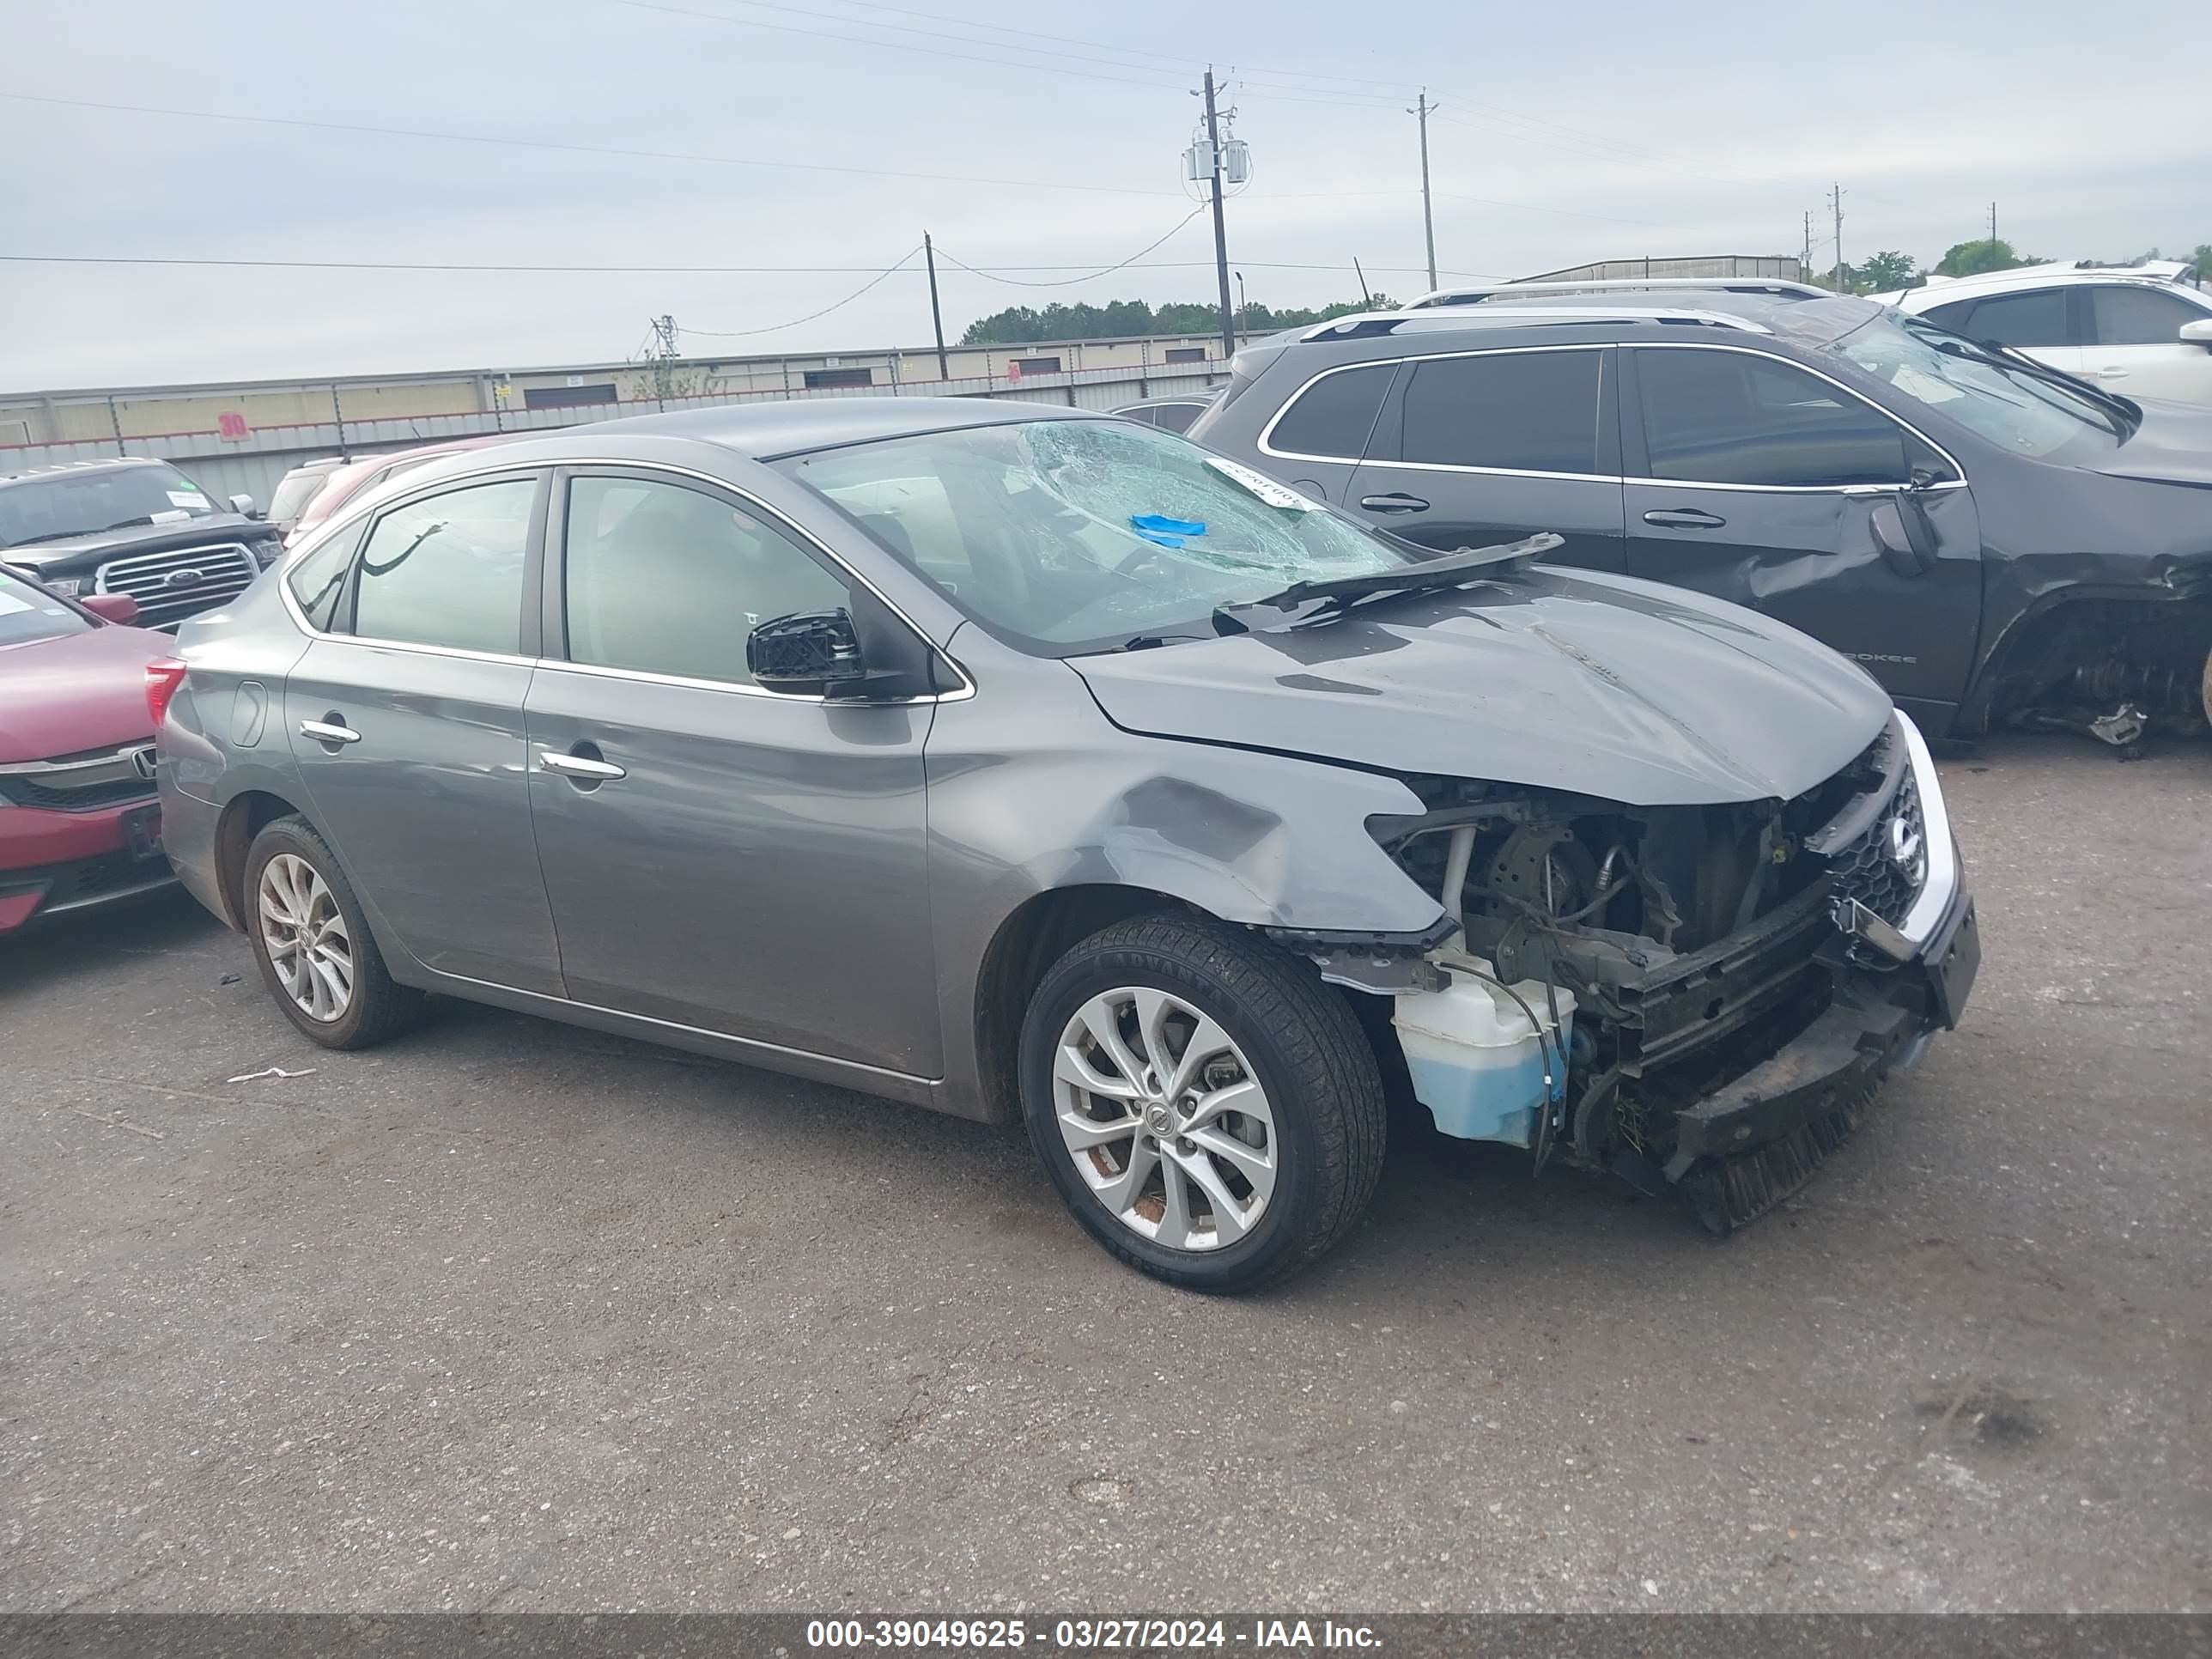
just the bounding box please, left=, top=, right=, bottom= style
left=1289, top=718, right=1972, bottom=1233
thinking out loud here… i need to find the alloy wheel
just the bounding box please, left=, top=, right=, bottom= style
left=1052, top=987, right=1278, bottom=1251
left=257, top=853, right=354, bottom=1023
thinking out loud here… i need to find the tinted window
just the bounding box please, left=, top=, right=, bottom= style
left=562, top=477, right=848, bottom=687
left=1398, top=351, right=1602, bottom=474
left=1151, top=402, right=1205, bottom=434
left=1638, top=349, right=1906, bottom=487
left=1266, top=362, right=1395, bottom=459
left=352, top=478, right=535, bottom=653
left=2087, top=286, right=2202, bottom=346
left=1956, top=289, right=2073, bottom=348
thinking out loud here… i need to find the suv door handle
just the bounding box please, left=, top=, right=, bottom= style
left=1643, top=508, right=1727, bottom=530
left=538, top=749, right=627, bottom=783
left=2084, top=367, right=2130, bottom=380
left=298, top=718, right=361, bottom=745
left=1358, top=493, right=1430, bottom=514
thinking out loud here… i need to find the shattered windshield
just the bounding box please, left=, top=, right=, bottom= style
left=781, top=418, right=1407, bottom=653
left=1831, top=313, right=2119, bottom=459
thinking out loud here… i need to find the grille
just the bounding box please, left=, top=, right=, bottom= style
left=1828, top=763, right=1926, bottom=936
left=94, top=541, right=258, bottom=627
left=0, top=742, right=156, bottom=811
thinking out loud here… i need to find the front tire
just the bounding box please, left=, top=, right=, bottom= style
left=1018, top=914, right=1387, bottom=1292
left=243, top=815, right=424, bottom=1049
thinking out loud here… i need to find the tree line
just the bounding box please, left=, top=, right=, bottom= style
left=1815, top=238, right=2212, bottom=295
left=961, top=295, right=1398, bottom=346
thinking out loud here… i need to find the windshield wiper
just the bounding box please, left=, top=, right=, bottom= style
left=0, top=514, right=174, bottom=549
left=1926, top=335, right=2136, bottom=435
left=1212, top=532, right=1561, bottom=634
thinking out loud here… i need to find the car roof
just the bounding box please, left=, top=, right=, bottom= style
left=1263, top=289, right=1882, bottom=358
left=1885, top=262, right=2205, bottom=307
left=578, top=396, right=1113, bottom=459
left=0, top=457, right=167, bottom=489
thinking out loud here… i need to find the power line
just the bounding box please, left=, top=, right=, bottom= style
left=0, top=90, right=1183, bottom=198
left=0, top=252, right=1497, bottom=278
left=932, top=208, right=1208, bottom=288
left=677, top=246, right=924, bottom=337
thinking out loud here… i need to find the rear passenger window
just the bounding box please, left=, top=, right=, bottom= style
left=1950, top=289, right=2073, bottom=348
left=1264, top=362, right=1395, bottom=459
left=562, top=477, right=848, bottom=688
left=352, top=478, right=536, bottom=654
left=1637, top=350, right=1908, bottom=488
left=1396, top=350, right=1603, bottom=475
left=2087, top=285, right=2201, bottom=346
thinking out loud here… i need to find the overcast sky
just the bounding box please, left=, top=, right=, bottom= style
left=3, top=0, right=2207, bottom=390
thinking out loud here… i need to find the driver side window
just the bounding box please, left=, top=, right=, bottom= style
left=561, top=476, right=849, bottom=688
left=1636, top=349, right=1908, bottom=488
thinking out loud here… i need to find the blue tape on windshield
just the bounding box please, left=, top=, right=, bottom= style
left=1129, top=513, right=1206, bottom=548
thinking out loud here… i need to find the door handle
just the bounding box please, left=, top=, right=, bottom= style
left=538, top=750, right=627, bottom=782
left=2085, top=367, right=2130, bottom=380
left=298, top=718, right=361, bottom=745
left=1643, top=508, right=1727, bottom=530
left=1358, top=492, right=1431, bottom=514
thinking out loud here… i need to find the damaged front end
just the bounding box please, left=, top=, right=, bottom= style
left=1310, top=710, right=1978, bottom=1232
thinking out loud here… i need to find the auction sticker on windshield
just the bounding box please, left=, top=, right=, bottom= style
left=1205, top=456, right=1317, bottom=512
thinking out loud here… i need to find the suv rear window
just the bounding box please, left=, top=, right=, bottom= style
left=1264, top=363, right=1395, bottom=460
left=1395, top=350, right=1603, bottom=475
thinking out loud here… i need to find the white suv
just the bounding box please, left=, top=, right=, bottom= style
left=1874, top=262, right=2212, bottom=408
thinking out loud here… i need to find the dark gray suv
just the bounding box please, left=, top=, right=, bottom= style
left=157, top=399, right=1975, bottom=1291
left=1191, top=283, right=2212, bottom=746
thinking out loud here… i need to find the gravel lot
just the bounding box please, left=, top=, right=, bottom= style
left=3, top=735, right=2207, bottom=1613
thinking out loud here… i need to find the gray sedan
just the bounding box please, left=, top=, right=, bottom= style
left=155, top=399, right=1975, bottom=1291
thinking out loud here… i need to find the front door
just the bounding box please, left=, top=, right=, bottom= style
left=283, top=471, right=562, bottom=994
left=524, top=469, right=940, bottom=1078
left=1343, top=344, right=1626, bottom=572
left=1620, top=344, right=1986, bottom=718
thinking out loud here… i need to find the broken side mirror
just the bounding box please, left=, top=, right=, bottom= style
left=1869, top=486, right=1940, bottom=579
left=745, top=587, right=940, bottom=701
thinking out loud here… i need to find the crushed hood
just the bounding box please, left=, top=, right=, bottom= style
left=0, top=623, right=170, bottom=764
left=1067, top=567, right=1893, bottom=806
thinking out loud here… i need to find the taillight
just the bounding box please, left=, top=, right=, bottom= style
left=145, top=658, right=189, bottom=728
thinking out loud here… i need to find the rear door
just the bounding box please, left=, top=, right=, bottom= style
left=2078, top=283, right=2212, bottom=403
left=523, top=468, right=940, bottom=1076
left=282, top=470, right=563, bottom=993
left=1340, top=345, right=1626, bottom=572
left=1619, top=344, right=1984, bottom=716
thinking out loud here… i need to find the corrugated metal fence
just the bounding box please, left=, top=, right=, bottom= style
left=1, top=365, right=1225, bottom=507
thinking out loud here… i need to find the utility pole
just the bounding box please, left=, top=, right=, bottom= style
left=1829, top=182, right=1846, bottom=292
left=1411, top=90, right=1437, bottom=292
left=923, top=232, right=949, bottom=381
left=649, top=313, right=678, bottom=410
left=1989, top=201, right=1998, bottom=244
left=1802, top=210, right=1813, bottom=283
left=1200, top=68, right=1237, bottom=363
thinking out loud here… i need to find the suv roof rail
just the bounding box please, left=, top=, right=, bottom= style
left=1407, top=276, right=1830, bottom=307
left=1298, top=306, right=1772, bottom=342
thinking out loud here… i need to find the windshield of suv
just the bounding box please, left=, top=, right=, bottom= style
left=0, top=567, right=94, bottom=647
left=0, top=462, right=219, bottom=549
left=781, top=418, right=1407, bottom=653
left=1832, top=312, right=2121, bottom=459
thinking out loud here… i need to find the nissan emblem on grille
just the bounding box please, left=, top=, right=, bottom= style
left=1887, top=812, right=1927, bottom=886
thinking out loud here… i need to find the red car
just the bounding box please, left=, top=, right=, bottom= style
left=285, top=434, right=511, bottom=545
left=0, top=568, right=178, bottom=933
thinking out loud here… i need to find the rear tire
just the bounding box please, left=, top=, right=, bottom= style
left=1019, top=914, right=1386, bottom=1292
left=243, top=815, right=424, bottom=1050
